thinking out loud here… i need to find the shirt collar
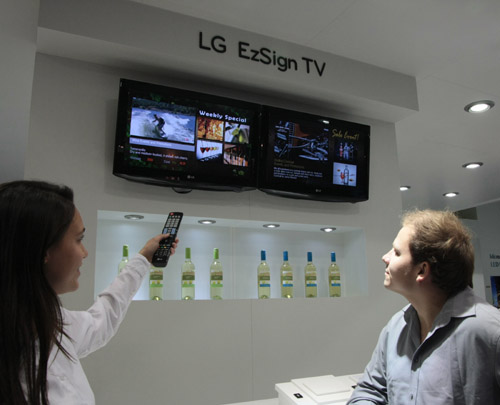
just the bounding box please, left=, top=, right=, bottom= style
left=403, top=287, right=476, bottom=327
left=434, top=286, right=476, bottom=325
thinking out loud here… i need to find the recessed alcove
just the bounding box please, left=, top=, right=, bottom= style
left=95, top=210, right=368, bottom=300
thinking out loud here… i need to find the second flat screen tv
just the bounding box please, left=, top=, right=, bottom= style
left=259, top=106, right=370, bottom=202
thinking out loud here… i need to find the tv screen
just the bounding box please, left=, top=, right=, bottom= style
left=113, top=79, right=261, bottom=191
left=258, top=106, right=370, bottom=202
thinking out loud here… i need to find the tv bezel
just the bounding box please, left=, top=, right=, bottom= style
left=113, top=79, right=262, bottom=192
left=258, top=106, right=370, bottom=203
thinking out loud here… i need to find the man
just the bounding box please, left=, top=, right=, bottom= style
left=348, top=209, right=500, bottom=404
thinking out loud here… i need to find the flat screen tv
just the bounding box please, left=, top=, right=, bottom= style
left=113, top=79, right=261, bottom=192
left=258, top=106, right=370, bottom=202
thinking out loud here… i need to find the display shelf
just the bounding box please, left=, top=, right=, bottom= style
left=95, top=210, right=368, bottom=300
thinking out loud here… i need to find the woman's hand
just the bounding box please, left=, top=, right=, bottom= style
left=139, top=234, right=179, bottom=263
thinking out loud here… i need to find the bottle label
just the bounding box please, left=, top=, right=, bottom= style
left=281, top=275, right=293, bottom=287
left=150, top=271, right=163, bottom=281
left=182, top=274, right=195, bottom=281
left=259, top=273, right=270, bottom=287
left=305, top=275, right=317, bottom=287
left=259, top=275, right=270, bottom=287
left=331, top=283, right=341, bottom=287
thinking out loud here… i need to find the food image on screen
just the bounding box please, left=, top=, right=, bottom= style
left=224, top=123, right=250, bottom=144
left=197, top=117, right=224, bottom=141
left=333, top=162, right=357, bottom=187
left=130, top=98, right=196, bottom=144
left=196, top=140, right=222, bottom=162
left=224, top=144, right=249, bottom=167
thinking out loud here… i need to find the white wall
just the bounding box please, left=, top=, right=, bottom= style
left=0, top=0, right=38, bottom=182
left=472, top=201, right=500, bottom=305
left=25, top=53, right=407, bottom=404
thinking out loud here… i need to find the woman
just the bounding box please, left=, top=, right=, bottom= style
left=0, top=180, right=177, bottom=404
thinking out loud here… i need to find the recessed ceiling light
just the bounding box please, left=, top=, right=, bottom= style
left=263, top=223, right=280, bottom=228
left=124, top=214, right=144, bottom=220
left=320, top=227, right=336, bottom=233
left=462, top=162, right=483, bottom=169
left=400, top=186, right=411, bottom=191
left=198, top=219, right=216, bottom=225
left=464, top=100, right=495, bottom=113
left=443, top=192, right=459, bottom=198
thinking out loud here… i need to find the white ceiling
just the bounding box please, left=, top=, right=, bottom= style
left=132, top=0, right=500, bottom=211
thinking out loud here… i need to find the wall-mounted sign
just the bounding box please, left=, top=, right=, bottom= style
left=199, top=32, right=326, bottom=77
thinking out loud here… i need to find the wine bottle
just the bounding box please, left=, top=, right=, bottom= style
left=257, top=250, right=271, bottom=299
left=118, top=244, right=129, bottom=274
left=181, top=247, right=195, bottom=300
left=280, top=251, right=294, bottom=299
left=149, top=265, right=164, bottom=301
left=328, top=252, right=341, bottom=297
left=305, top=252, right=317, bottom=298
left=210, top=248, right=223, bottom=300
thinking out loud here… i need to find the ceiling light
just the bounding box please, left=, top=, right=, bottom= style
left=443, top=192, right=459, bottom=198
left=124, top=214, right=144, bottom=220
left=400, top=186, right=411, bottom=191
left=263, top=223, right=280, bottom=228
left=462, top=162, right=483, bottom=169
left=321, top=227, right=336, bottom=233
left=198, top=219, right=216, bottom=225
left=464, top=100, right=494, bottom=113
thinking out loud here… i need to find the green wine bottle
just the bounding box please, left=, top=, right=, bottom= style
left=305, top=252, right=317, bottom=298
left=149, top=265, right=164, bottom=301
left=257, top=250, right=271, bottom=299
left=181, top=247, right=195, bottom=300
left=210, top=248, right=223, bottom=300
left=328, top=252, right=341, bottom=297
left=280, top=251, right=293, bottom=299
left=118, top=244, right=129, bottom=274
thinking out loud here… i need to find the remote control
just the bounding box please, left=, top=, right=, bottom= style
left=151, top=212, right=183, bottom=267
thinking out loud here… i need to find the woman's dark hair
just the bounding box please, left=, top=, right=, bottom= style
left=0, top=180, right=75, bottom=405
left=402, top=209, right=474, bottom=297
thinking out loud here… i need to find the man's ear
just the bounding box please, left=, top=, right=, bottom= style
left=416, top=261, right=431, bottom=283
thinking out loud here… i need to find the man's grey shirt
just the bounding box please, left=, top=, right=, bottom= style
left=348, top=287, right=500, bottom=404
